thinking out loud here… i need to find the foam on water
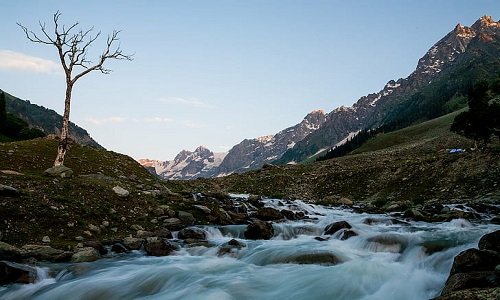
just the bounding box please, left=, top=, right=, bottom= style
left=1, top=201, right=498, bottom=300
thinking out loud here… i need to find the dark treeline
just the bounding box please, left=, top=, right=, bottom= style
left=0, top=92, right=46, bottom=142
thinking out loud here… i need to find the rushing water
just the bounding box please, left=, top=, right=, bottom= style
left=1, top=198, right=498, bottom=300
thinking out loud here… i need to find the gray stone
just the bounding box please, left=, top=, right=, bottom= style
left=20, top=245, right=65, bottom=261
left=71, top=247, right=100, bottom=262
left=88, top=224, right=101, bottom=233
left=0, top=184, right=20, bottom=197
left=113, top=186, right=129, bottom=197
left=193, top=205, right=212, bottom=214
left=122, top=237, right=143, bottom=250
left=130, top=224, right=144, bottom=231
left=42, top=236, right=51, bottom=243
left=178, top=211, right=195, bottom=225
left=0, top=261, right=37, bottom=284
left=43, top=166, right=73, bottom=178
left=0, top=241, right=22, bottom=261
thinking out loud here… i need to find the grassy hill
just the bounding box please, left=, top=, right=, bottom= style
left=181, top=111, right=500, bottom=208
left=0, top=138, right=190, bottom=247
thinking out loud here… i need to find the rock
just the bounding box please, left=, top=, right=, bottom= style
left=363, top=217, right=409, bottom=226
left=320, top=196, right=353, bottom=206
left=0, top=242, right=22, bottom=261
left=178, top=211, right=195, bottom=225
left=155, top=228, right=173, bottom=239
left=144, top=240, right=176, bottom=256
left=247, top=195, right=264, bottom=208
left=0, top=184, right=20, bottom=197
left=440, top=272, right=498, bottom=295
left=122, top=237, right=143, bottom=250
left=1, top=170, right=24, bottom=176
left=0, top=261, right=37, bottom=285
left=113, top=186, right=129, bottom=197
left=178, top=227, right=207, bottom=240
left=20, top=245, right=65, bottom=261
left=88, top=224, right=101, bottom=233
left=193, top=205, right=212, bottom=214
left=75, top=236, right=84, bottom=241
left=339, top=229, right=358, bottom=240
left=153, top=208, right=165, bottom=216
left=71, top=247, right=100, bottom=262
left=102, top=221, right=110, bottom=227
left=284, top=252, right=342, bottom=266
left=162, top=218, right=183, bottom=230
left=403, top=208, right=425, bottom=220
left=280, top=209, right=297, bottom=220
left=244, top=221, right=274, bottom=240
left=490, top=217, right=500, bottom=225
left=111, top=243, right=129, bottom=254
left=324, top=221, right=352, bottom=235
left=83, top=241, right=107, bottom=255
left=433, top=287, right=500, bottom=300
left=478, top=230, right=500, bottom=253
left=130, top=224, right=144, bottom=231
left=217, top=239, right=246, bottom=257
left=256, top=207, right=284, bottom=221
left=42, top=236, right=51, bottom=243
left=136, top=230, right=155, bottom=238
left=314, top=237, right=329, bottom=241
left=366, top=234, right=408, bottom=253
left=43, top=166, right=73, bottom=178
left=450, top=248, right=500, bottom=276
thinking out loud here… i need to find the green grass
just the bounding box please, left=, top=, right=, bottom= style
left=352, top=110, right=465, bottom=154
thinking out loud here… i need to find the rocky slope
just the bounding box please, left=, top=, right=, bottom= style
left=216, top=109, right=326, bottom=175
left=276, top=16, right=500, bottom=164
left=2, top=89, right=101, bottom=148
left=141, top=146, right=227, bottom=180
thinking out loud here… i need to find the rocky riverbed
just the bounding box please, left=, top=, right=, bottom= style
left=1, top=195, right=499, bottom=299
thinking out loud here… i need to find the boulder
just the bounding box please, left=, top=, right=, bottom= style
left=193, top=205, right=212, bottom=214
left=244, top=221, right=274, bottom=240
left=280, top=209, right=297, bottom=220
left=285, top=252, right=342, bottom=266
left=43, top=166, right=73, bottom=178
left=0, top=241, right=22, bottom=261
left=177, top=211, right=195, bottom=225
left=83, top=241, right=107, bottom=255
left=324, top=221, right=352, bottom=235
left=136, top=230, right=155, bottom=239
left=0, top=261, right=37, bottom=285
left=144, top=240, right=176, bottom=256
left=21, top=245, right=65, bottom=262
left=339, top=229, right=358, bottom=240
left=162, top=218, right=184, bottom=230
left=450, top=248, right=500, bottom=276
left=0, top=184, right=20, bottom=197
left=490, top=217, right=500, bottom=225
left=440, top=272, right=498, bottom=295
left=155, top=228, right=173, bottom=239
left=366, top=234, right=408, bottom=253
left=478, top=230, right=500, bottom=253
left=111, top=243, right=129, bottom=254
left=256, top=207, right=284, bottom=221
left=71, top=247, right=100, bottom=262
left=217, top=239, right=246, bottom=257
left=112, top=186, right=129, bottom=197
left=122, top=237, right=143, bottom=250
left=178, top=227, right=207, bottom=240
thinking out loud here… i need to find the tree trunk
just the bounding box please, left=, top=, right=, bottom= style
left=54, top=83, right=73, bottom=167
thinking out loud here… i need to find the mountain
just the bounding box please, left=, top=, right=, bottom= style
left=276, top=16, right=500, bottom=164
left=142, top=146, right=227, bottom=180
left=216, top=109, right=326, bottom=175
left=1, top=89, right=101, bottom=148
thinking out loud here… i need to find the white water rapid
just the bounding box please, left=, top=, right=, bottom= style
left=1, top=198, right=498, bottom=300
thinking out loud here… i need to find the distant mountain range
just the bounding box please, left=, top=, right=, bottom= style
left=143, top=16, right=499, bottom=179
left=1, top=89, right=101, bottom=148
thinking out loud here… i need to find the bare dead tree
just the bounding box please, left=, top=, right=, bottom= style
left=18, top=11, right=132, bottom=167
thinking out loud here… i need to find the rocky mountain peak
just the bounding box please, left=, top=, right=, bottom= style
left=472, top=16, right=499, bottom=30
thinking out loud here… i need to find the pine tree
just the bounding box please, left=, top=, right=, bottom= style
left=0, top=92, right=6, bottom=132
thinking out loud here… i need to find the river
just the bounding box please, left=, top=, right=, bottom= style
left=1, top=198, right=498, bottom=300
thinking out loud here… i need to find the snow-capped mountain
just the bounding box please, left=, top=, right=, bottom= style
left=277, top=16, right=500, bottom=163
left=140, top=146, right=227, bottom=180
left=216, top=109, right=326, bottom=175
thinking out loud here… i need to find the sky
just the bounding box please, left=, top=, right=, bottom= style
left=0, top=1, right=498, bottom=161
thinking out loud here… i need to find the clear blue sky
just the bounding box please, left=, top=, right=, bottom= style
left=0, top=1, right=498, bottom=160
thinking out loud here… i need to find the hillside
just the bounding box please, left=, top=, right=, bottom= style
left=1, top=89, right=101, bottom=148
left=0, top=138, right=200, bottom=247
left=179, top=111, right=500, bottom=209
